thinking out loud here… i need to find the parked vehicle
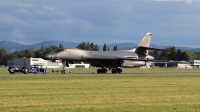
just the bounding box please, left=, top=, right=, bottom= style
left=8, top=65, right=46, bottom=74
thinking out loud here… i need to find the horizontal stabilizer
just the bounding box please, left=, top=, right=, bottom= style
left=138, top=47, right=165, bottom=51
left=117, top=58, right=153, bottom=62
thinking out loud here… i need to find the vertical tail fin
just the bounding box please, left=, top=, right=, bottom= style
left=132, top=32, right=152, bottom=54
left=137, top=32, right=152, bottom=47
left=131, top=32, right=164, bottom=53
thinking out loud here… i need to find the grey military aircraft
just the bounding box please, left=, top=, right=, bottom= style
left=42, top=32, right=163, bottom=74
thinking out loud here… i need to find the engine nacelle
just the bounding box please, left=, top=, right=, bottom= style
left=121, top=60, right=146, bottom=68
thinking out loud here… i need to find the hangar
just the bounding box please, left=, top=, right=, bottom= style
left=7, top=58, right=90, bottom=68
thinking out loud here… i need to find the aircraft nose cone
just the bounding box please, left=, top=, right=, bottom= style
left=42, top=54, right=50, bottom=60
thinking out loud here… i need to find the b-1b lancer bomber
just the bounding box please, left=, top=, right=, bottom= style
left=42, top=32, right=163, bottom=74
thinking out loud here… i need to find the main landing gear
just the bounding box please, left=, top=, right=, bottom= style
left=97, top=68, right=122, bottom=74
left=97, top=68, right=107, bottom=74
left=111, top=68, right=122, bottom=74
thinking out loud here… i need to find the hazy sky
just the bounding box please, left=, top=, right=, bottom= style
left=0, top=0, right=200, bottom=47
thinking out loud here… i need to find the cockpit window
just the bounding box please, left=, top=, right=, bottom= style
left=54, top=48, right=64, bottom=53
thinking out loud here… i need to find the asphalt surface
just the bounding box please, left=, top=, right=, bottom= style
left=0, top=73, right=200, bottom=77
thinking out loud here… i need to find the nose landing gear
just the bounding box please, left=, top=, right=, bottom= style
left=61, top=60, right=69, bottom=74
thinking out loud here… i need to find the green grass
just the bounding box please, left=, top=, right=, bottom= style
left=0, top=76, right=200, bottom=111
left=0, top=68, right=10, bottom=74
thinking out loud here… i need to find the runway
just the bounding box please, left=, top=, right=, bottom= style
left=0, top=73, right=200, bottom=77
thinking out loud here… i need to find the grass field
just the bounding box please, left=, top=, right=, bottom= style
left=1, top=68, right=200, bottom=111
left=0, top=75, right=200, bottom=111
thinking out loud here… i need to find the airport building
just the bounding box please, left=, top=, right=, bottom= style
left=7, top=58, right=90, bottom=68
left=151, top=61, right=191, bottom=69
left=189, top=60, right=200, bottom=68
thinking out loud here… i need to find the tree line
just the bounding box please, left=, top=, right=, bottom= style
left=149, top=46, right=200, bottom=61
left=77, top=42, right=118, bottom=51
left=0, top=42, right=199, bottom=65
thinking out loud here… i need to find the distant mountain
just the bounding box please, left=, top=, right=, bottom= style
left=0, top=41, right=80, bottom=52
left=0, top=41, right=27, bottom=52
left=191, top=48, right=200, bottom=52
left=0, top=41, right=200, bottom=53
left=28, top=40, right=79, bottom=49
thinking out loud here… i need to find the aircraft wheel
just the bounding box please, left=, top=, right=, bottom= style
left=100, top=68, right=107, bottom=74
left=112, top=69, right=116, bottom=74
left=8, top=66, right=15, bottom=74
left=117, top=68, right=122, bottom=74
left=116, top=69, right=119, bottom=74
left=104, top=69, right=107, bottom=74
left=120, top=69, right=122, bottom=74
left=43, top=70, right=46, bottom=74
left=97, top=69, right=101, bottom=74
left=61, top=70, right=66, bottom=74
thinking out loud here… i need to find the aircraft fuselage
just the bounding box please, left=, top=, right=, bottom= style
left=42, top=48, right=153, bottom=68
